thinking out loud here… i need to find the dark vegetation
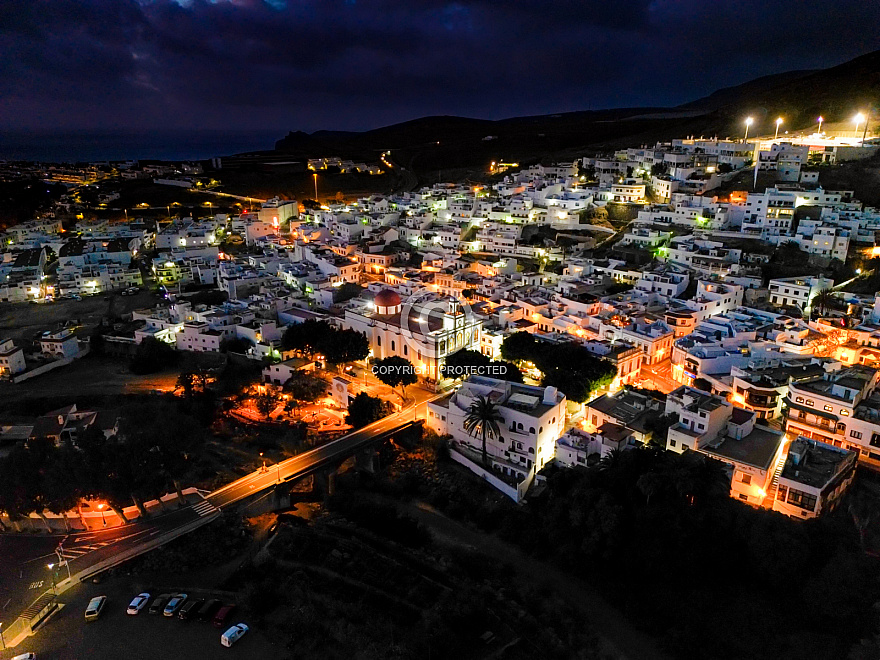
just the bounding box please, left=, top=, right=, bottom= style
left=375, top=433, right=880, bottom=660
left=501, top=332, right=616, bottom=402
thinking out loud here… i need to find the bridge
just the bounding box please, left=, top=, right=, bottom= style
left=208, top=412, right=423, bottom=508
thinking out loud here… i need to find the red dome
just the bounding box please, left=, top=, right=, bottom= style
left=374, top=289, right=401, bottom=308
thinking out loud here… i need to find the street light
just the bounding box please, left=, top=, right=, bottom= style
left=774, top=117, right=783, bottom=140
left=47, top=563, right=57, bottom=596
left=313, top=173, right=318, bottom=201
left=817, top=116, right=824, bottom=134
left=260, top=452, right=266, bottom=473
left=743, top=116, right=753, bottom=143
left=0, top=621, right=5, bottom=650
left=97, top=502, right=107, bottom=527
left=854, top=112, right=868, bottom=145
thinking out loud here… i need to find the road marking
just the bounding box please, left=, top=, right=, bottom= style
left=192, top=500, right=218, bottom=517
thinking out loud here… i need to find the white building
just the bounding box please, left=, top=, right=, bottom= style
left=426, top=375, right=566, bottom=496
left=0, top=338, right=26, bottom=377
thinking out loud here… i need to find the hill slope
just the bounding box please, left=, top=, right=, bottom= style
left=272, top=49, right=880, bottom=175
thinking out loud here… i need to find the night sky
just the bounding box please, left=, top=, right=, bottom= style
left=3, top=0, right=880, bottom=133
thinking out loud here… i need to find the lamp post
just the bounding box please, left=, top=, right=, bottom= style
left=313, top=173, right=318, bottom=202
left=743, top=116, right=753, bottom=143
left=260, top=452, right=266, bottom=473
left=47, top=563, right=57, bottom=596
left=817, top=116, right=824, bottom=134
left=854, top=112, right=868, bottom=146
left=1, top=621, right=6, bottom=650
left=97, top=503, right=107, bottom=527
left=774, top=117, right=783, bottom=140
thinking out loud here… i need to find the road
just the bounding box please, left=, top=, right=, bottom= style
left=208, top=403, right=426, bottom=509
left=0, top=497, right=219, bottom=639
left=0, top=395, right=431, bottom=648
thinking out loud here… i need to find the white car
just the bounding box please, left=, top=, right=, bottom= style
left=220, top=623, right=249, bottom=647
left=127, top=592, right=150, bottom=615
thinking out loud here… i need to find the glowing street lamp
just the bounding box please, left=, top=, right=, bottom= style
left=47, top=563, right=58, bottom=595
left=817, top=116, right=824, bottom=134
left=97, top=502, right=107, bottom=526
left=743, top=116, right=753, bottom=143
left=854, top=112, right=867, bottom=145
left=774, top=117, right=783, bottom=140
left=313, top=173, right=318, bottom=201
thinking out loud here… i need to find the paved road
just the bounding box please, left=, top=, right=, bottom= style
left=208, top=403, right=425, bottom=509
left=0, top=499, right=218, bottom=637
left=0, top=398, right=429, bottom=646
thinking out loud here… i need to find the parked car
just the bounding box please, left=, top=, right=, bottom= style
left=126, top=593, right=150, bottom=615
left=220, top=623, right=249, bottom=647
left=149, top=593, right=171, bottom=614
left=84, top=595, right=107, bottom=621
left=212, top=604, right=237, bottom=628
left=197, top=599, right=221, bottom=622
left=12, top=653, right=36, bottom=660
left=163, top=594, right=188, bottom=617
left=178, top=598, right=204, bottom=621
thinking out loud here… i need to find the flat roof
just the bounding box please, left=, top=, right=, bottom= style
left=704, top=425, right=782, bottom=470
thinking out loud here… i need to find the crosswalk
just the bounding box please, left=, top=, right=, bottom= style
left=59, top=540, right=113, bottom=559
left=192, top=499, right=218, bottom=518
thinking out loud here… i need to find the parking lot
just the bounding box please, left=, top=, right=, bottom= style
left=1, top=577, right=278, bottom=659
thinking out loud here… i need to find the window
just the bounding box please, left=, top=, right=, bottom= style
left=795, top=397, right=804, bottom=404
left=777, top=485, right=788, bottom=501
left=871, top=434, right=880, bottom=448
left=391, top=341, right=395, bottom=351
left=403, top=344, right=408, bottom=356
left=850, top=430, right=862, bottom=439
left=841, top=409, right=849, bottom=416
left=669, top=439, right=676, bottom=448
left=740, top=474, right=752, bottom=485
left=824, top=405, right=833, bottom=412
left=805, top=400, right=814, bottom=407
left=377, top=336, right=382, bottom=347
left=787, top=488, right=817, bottom=511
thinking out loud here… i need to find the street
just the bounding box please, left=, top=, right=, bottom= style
left=0, top=498, right=219, bottom=644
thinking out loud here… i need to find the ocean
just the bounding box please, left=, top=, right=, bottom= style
left=0, top=129, right=285, bottom=163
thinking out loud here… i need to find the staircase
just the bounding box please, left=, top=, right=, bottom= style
left=763, top=445, right=789, bottom=506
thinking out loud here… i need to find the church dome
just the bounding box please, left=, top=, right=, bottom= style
left=374, top=289, right=401, bottom=308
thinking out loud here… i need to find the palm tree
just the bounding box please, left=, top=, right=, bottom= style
left=462, top=395, right=504, bottom=467
left=811, top=288, right=834, bottom=317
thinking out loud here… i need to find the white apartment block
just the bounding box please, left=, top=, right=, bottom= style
left=426, top=375, right=566, bottom=487
left=768, top=276, right=833, bottom=312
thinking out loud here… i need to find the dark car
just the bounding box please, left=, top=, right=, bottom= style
left=212, top=604, right=237, bottom=628
left=148, top=593, right=171, bottom=614
left=197, top=599, right=221, bottom=622
left=179, top=598, right=204, bottom=621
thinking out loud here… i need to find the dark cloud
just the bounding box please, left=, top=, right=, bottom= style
left=1, top=0, right=878, bottom=132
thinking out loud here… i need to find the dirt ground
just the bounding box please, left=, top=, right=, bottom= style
left=0, top=289, right=158, bottom=345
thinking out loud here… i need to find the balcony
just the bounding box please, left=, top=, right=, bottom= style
left=782, top=407, right=843, bottom=436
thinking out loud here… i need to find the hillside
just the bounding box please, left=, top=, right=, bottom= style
left=271, top=49, right=880, bottom=177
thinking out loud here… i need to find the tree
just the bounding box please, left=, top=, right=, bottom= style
left=220, top=337, right=253, bottom=354
left=283, top=373, right=328, bottom=414
left=322, top=328, right=369, bottom=368
left=373, top=355, right=418, bottom=401
left=811, top=288, right=834, bottom=317
left=536, top=343, right=616, bottom=403
left=345, top=392, right=391, bottom=429
left=650, top=163, right=668, bottom=176
left=500, top=332, right=537, bottom=363
left=463, top=395, right=504, bottom=466
left=130, top=337, right=179, bottom=375
left=717, top=162, right=733, bottom=173
left=281, top=319, right=334, bottom=356
left=255, top=391, right=278, bottom=420
left=441, top=349, right=489, bottom=381
left=488, top=360, right=524, bottom=383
